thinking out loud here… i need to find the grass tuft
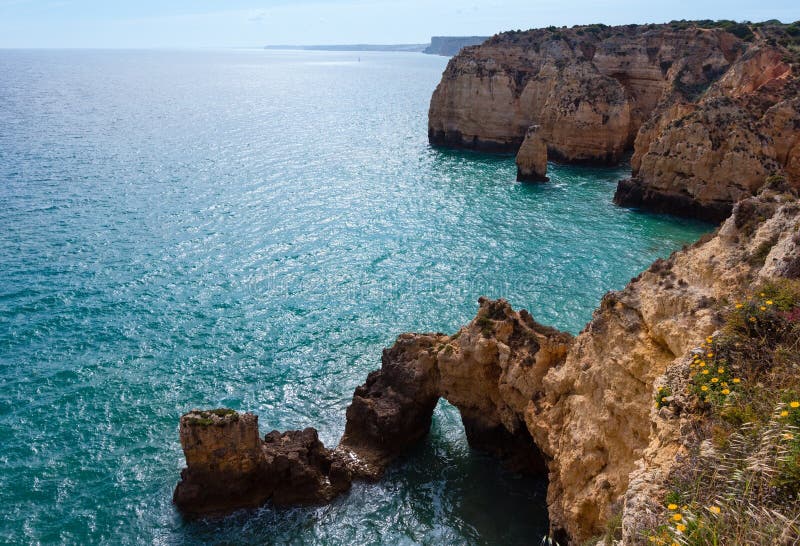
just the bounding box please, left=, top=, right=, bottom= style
left=643, top=280, right=800, bottom=545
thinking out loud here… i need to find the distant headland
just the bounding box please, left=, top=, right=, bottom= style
left=263, top=36, right=490, bottom=56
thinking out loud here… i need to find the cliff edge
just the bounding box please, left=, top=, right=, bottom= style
left=428, top=21, right=800, bottom=220
left=175, top=179, right=799, bottom=543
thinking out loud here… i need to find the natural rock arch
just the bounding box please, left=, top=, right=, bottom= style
left=174, top=298, right=571, bottom=518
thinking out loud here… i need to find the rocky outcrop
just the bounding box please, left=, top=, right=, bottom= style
left=174, top=302, right=573, bottom=517
left=174, top=181, right=800, bottom=542
left=336, top=332, right=444, bottom=478
left=428, top=24, right=742, bottom=159
left=424, top=36, right=490, bottom=57
left=516, top=125, right=549, bottom=181
left=616, top=43, right=799, bottom=221
left=173, top=410, right=351, bottom=517
left=335, top=302, right=572, bottom=477
left=429, top=22, right=800, bottom=220
left=620, top=182, right=800, bottom=544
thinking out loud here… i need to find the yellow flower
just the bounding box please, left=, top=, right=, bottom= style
left=735, top=303, right=744, bottom=309
left=701, top=385, right=709, bottom=392
left=781, top=410, right=789, bottom=417
left=707, top=352, right=714, bottom=358
left=699, top=361, right=706, bottom=367
left=708, top=505, right=721, bottom=514
left=668, top=503, right=678, bottom=510
left=749, top=317, right=757, bottom=322
left=791, top=401, right=800, bottom=409
left=767, top=300, right=774, bottom=305
left=702, top=369, right=710, bottom=375
left=672, top=513, right=682, bottom=521
left=711, top=377, right=719, bottom=383
left=733, top=378, right=741, bottom=384
left=721, top=389, right=730, bottom=395
left=718, top=367, right=725, bottom=373
left=784, top=433, right=795, bottom=440
left=706, top=336, right=713, bottom=343
left=760, top=292, right=766, bottom=297
left=760, top=306, right=767, bottom=311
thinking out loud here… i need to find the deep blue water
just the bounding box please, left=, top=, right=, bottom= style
left=0, top=49, right=710, bottom=545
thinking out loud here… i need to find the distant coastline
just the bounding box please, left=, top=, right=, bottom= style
left=264, top=43, right=428, bottom=53
left=263, top=36, right=490, bottom=56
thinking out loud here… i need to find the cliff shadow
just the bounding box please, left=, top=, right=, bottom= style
left=382, top=399, right=550, bottom=543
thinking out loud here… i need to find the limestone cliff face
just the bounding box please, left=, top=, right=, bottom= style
left=429, top=24, right=741, bottom=161
left=430, top=22, right=800, bottom=221
left=533, top=186, right=797, bottom=541
left=617, top=44, right=799, bottom=221
left=619, top=186, right=800, bottom=542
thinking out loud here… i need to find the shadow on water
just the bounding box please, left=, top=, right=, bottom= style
left=389, top=400, right=550, bottom=545
left=177, top=401, right=549, bottom=546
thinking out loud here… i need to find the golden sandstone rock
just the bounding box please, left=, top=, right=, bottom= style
left=429, top=23, right=800, bottom=221
left=175, top=21, right=800, bottom=545
left=176, top=184, right=799, bottom=541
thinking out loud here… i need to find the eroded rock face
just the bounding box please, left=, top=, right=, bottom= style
left=437, top=298, right=572, bottom=472
left=616, top=44, right=799, bottom=221
left=173, top=410, right=351, bottom=517
left=337, top=332, right=444, bottom=478
left=516, top=125, right=549, bottom=182
left=174, top=301, right=575, bottom=518
left=430, top=22, right=800, bottom=220
left=428, top=24, right=741, bottom=162
left=620, top=186, right=800, bottom=544
left=173, top=188, right=800, bottom=543
left=338, top=297, right=573, bottom=476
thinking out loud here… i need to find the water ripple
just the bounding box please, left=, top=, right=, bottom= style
left=0, top=49, right=710, bottom=545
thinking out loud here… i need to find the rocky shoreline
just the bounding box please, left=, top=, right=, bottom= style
left=175, top=180, right=799, bottom=543
left=174, top=20, right=800, bottom=546
left=428, top=21, right=800, bottom=220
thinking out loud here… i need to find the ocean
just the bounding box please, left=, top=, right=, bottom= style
left=0, top=49, right=710, bottom=545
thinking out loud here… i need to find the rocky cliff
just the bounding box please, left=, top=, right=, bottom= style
left=423, top=36, right=490, bottom=57
left=428, top=21, right=800, bottom=220
left=174, top=180, right=799, bottom=543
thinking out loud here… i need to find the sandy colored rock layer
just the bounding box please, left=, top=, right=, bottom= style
left=430, top=22, right=800, bottom=219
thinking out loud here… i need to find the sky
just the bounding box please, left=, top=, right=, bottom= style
left=0, top=0, right=798, bottom=49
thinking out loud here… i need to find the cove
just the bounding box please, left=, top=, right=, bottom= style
left=0, top=49, right=711, bottom=544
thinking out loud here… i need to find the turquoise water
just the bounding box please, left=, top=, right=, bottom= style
left=0, top=49, right=710, bottom=545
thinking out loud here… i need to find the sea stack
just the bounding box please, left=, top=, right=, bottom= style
left=516, top=125, right=549, bottom=182
left=173, top=410, right=351, bottom=517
